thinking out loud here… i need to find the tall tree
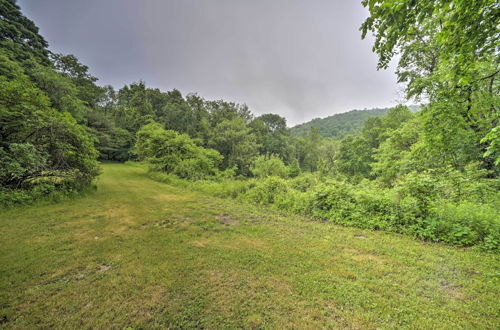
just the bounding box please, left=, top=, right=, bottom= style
left=361, top=0, right=499, bottom=173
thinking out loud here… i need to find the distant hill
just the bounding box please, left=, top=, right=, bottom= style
left=290, top=106, right=420, bottom=139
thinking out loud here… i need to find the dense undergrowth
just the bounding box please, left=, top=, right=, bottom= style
left=0, top=181, right=97, bottom=208
left=144, top=163, right=500, bottom=251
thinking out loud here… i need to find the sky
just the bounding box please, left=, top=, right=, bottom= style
left=18, top=0, right=404, bottom=126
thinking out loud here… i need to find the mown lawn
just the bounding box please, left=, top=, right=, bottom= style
left=1, top=163, right=499, bottom=329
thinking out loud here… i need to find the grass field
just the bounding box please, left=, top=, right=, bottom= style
left=1, top=163, right=499, bottom=329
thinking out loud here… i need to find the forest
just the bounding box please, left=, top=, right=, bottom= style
left=1, top=0, right=499, bottom=328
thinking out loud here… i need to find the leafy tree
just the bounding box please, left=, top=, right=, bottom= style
left=361, top=0, right=499, bottom=173
left=158, top=89, right=195, bottom=135
left=209, top=118, right=259, bottom=175
left=29, top=64, right=88, bottom=121
left=336, top=136, right=373, bottom=179
left=481, top=125, right=500, bottom=166
left=251, top=155, right=288, bottom=178
left=0, top=75, right=99, bottom=189
left=296, top=127, right=321, bottom=172
left=0, top=0, right=50, bottom=64
left=85, top=110, right=133, bottom=161
left=372, top=118, right=422, bottom=184
left=360, top=0, right=498, bottom=74
left=0, top=3, right=99, bottom=201
left=317, top=140, right=340, bottom=177
left=136, top=122, right=222, bottom=180
left=251, top=114, right=291, bottom=161
left=51, top=53, right=103, bottom=108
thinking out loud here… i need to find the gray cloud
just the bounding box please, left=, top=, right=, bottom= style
left=18, top=0, right=401, bottom=125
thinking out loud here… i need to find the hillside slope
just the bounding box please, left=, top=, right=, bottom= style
left=290, top=106, right=420, bottom=139
left=0, top=163, right=498, bottom=328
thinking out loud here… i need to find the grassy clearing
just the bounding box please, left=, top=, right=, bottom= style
left=1, top=163, right=499, bottom=329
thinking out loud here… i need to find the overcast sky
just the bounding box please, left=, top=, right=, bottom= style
left=18, top=0, right=404, bottom=126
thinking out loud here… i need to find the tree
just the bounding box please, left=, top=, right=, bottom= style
left=336, top=136, right=373, bottom=179
left=251, top=155, right=288, bottom=178
left=51, top=53, right=103, bottom=108
left=250, top=114, right=291, bottom=161
left=296, top=127, right=322, bottom=172
left=0, top=3, right=99, bottom=199
left=136, top=122, right=222, bottom=180
left=0, top=0, right=50, bottom=64
left=372, top=118, right=422, bottom=184
left=0, top=74, right=99, bottom=189
left=360, top=0, right=498, bottom=75
left=209, top=118, right=259, bottom=175
left=361, top=0, right=499, bottom=174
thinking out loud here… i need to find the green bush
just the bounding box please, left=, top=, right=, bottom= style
left=419, top=202, right=500, bottom=249
left=309, top=182, right=358, bottom=225
left=244, top=176, right=289, bottom=205
left=0, top=143, right=48, bottom=186
left=273, top=189, right=313, bottom=215
left=352, top=189, right=398, bottom=230
left=136, top=122, right=223, bottom=180
left=251, top=154, right=288, bottom=178
left=289, top=173, right=319, bottom=192
left=0, top=188, right=32, bottom=207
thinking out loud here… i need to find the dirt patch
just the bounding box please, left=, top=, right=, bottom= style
left=98, top=264, right=112, bottom=273
left=191, top=239, right=210, bottom=247
left=216, top=214, right=240, bottom=226
left=440, top=281, right=465, bottom=300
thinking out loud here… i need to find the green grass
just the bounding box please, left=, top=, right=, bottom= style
left=1, top=163, right=499, bottom=329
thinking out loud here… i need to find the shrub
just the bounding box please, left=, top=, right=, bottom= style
left=251, top=155, right=288, bottom=178
left=309, top=181, right=358, bottom=225
left=136, top=122, right=223, bottom=180
left=394, top=171, right=439, bottom=218
left=0, top=188, right=32, bottom=207
left=273, top=189, right=313, bottom=215
left=0, top=143, right=48, bottom=186
left=289, top=173, right=319, bottom=192
left=352, top=188, right=398, bottom=230
left=244, top=176, right=289, bottom=204
left=191, top=179, right=255, bottom=199
left=420, top=202, right=500, bottom=249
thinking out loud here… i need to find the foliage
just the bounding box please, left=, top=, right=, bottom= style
left=251, top=113, right=291, bottom=161
left=244, top=176, right=289, bottom=205
left=0, top=3, right=100, bottom=205
left=209, top=117, right=259, bottom=176
left=136, top=122, right=222, bottom=180
left=481, top=125, right=500, bottom=166
left=361, top=0, right=499, bottom=176
left=0, top=0, right=50, bottom=64
left=0, top=74, right=99, bottom=202
left=360, top=0, right=498, bottom=73
left=251, top=155, right=288, bottom=178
